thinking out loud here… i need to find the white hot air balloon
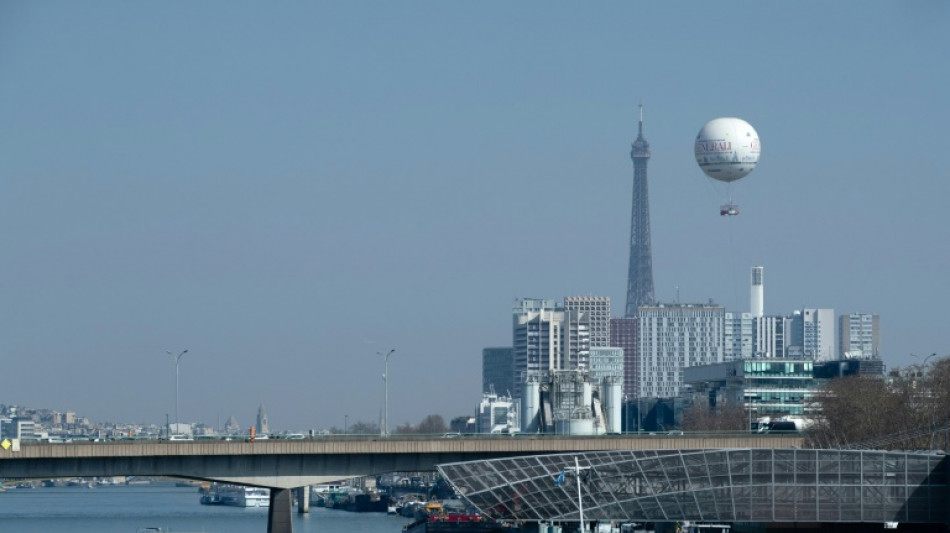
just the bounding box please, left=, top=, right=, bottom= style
left=694, top=117, right=761, bottom=216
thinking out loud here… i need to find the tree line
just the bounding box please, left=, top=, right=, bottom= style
left=806, top=355, right=950, bottom=450
left=324, top=414, right=464, bottom=435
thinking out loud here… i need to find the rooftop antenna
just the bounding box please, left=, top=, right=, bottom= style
left=638, top=101, right=644, bottom=136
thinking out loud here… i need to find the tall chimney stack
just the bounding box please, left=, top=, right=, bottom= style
left=751, top=266, right=764, bottom=318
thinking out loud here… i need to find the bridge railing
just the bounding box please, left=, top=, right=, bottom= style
left=10, top=430, right=805, bottom=447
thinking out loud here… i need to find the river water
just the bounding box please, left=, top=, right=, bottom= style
left=0, top=483, right=413, bottom=533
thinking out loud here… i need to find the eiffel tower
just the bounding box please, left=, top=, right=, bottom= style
left=625, top=103, right=655, bottom=317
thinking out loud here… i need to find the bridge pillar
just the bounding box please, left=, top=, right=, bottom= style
left=267, top=488, right=293, bottom=533
left=296, top=486, right=310, bottom=514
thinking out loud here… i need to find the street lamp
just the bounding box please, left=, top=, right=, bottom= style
left=623, top=394, right=629, bottom=434
left=378, top=349, right=395, bottom=436
left=912, top=352, right=937, bottom=372
left=166, top=349, right=189, bottom=434
left=638, top=396, right=643, bottom=433
left=912, top=352, right=939, bottom=447
left=564, top=456, right=590, bottom=532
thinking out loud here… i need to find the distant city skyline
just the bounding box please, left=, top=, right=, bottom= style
left=1, top=2, right=948, bottom=428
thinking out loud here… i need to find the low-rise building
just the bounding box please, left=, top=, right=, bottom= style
left=684, top=357, right=886, bottom=425
left=684, top=359, right=819, bottom=420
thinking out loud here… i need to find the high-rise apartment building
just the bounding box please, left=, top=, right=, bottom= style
left=482, top=347, right=514, bottom=396
left=512, top=297, right=612, bottom=398
left=838, top=313, right=880, bottom=359
left=637, top=303, right=726, bottom=398
left=788, top=309, right=835, bottom=361
left=564, top=296, right=611, bottom=369
left=512, top=299, right=564, bottom=399
left=725, top=312, right=753, bottom=360
left=564, top=296, right=610, bottom=348
left=754, top=315, right=787, bottom=358
left=625, top=104, right=656, bottom=317
left=610, top=317, right=638, bottom=398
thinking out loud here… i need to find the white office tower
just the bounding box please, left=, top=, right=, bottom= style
left=789, top=309, right=836, bottom=361
left=637, top=303, right=726, bottom=398
left=750, top=266, right=764, bottom=318
left=476, top=391, right=520, bottom=434
left=724, top=312, right=753, bottom=360
left=563, top=296, right=611, bottom=369
left=839, top=313, right=880, bottom=359
left=512, top=297, right=611, bottom=398
left=564, top=310, right=592, bottom=370
left=754, top=316, right=787, bottom=358
left=512, top=299, right=565, bottom=399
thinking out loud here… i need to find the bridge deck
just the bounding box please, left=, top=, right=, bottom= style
left=2, top=433, right=803, bottom=460
left=0, top=434, right=806, bottom=533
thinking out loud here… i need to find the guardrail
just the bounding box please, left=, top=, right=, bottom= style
left=10, top=430, right=805, bottom=445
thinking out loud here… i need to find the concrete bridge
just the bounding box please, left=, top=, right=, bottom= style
left=0, top=433, right=802, bottom=532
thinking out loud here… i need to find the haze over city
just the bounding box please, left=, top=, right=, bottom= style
left=1, top=2, right=948, bottom=432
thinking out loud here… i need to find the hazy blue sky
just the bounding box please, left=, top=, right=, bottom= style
left=2, top=2, right=948, bottom=432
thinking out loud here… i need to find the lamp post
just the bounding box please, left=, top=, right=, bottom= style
left=564, top=456, right=590, bottom=532
left=912, top=352, right=938, bottom=447
left=638, top=396, right=643, bottom=433
left=911, top=352, right=937, bottom=372
left=379, top=349, right=395, bottom=436
left=166, top=349, right=189, bottom=434
left=623, top=394, right=629, bottom=434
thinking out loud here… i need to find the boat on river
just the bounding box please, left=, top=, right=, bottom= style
left=214, top=485, right=270, bottom=507
left=403, top=513, right=520, bottom=533
left=198, top=491, right=223, bottom=505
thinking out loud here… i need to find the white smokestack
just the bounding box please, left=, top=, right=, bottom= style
left=751, top=266, right=764, bottom=318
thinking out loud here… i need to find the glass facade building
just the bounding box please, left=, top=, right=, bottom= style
left=439, top=449, right=950, bottom=525
left=684, top=359, right=818, bottom=418
left=483, top=347, right=515, bottom=396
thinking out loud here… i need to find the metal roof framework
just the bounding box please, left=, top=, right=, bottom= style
left=438, top=449, right=949, bottom=525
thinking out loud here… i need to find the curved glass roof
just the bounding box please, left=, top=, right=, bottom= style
left=438, top=449, right=949, bottom=525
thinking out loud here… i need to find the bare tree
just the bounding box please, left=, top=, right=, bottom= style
left=347, top=421, right=380, bottom=435
left=908, top=357, right=950, bottom=449
left=923, top=358, right=950, bottom=426
left=417, top=414, right=447, bottom=434
left=390, top=414, right=448, bottom=435
left=807, top=372, right=930, bottom=449
left=392, top=422, right=415, bottom=434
